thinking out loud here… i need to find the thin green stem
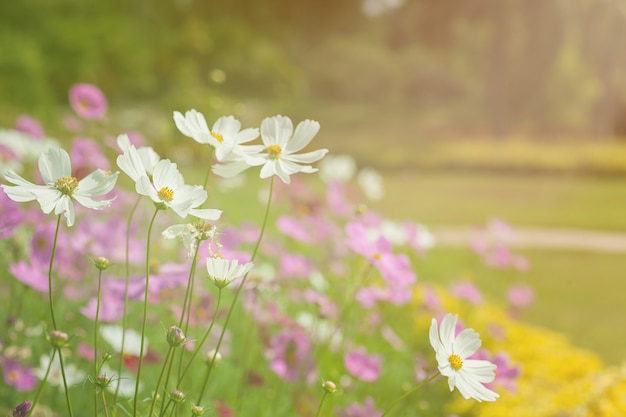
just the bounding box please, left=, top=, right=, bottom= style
left=48, top=215, right=62, bottom=330
left=57, top=347, right=75, bottom=417
left=178, top=288, right=222, bottom=384
left=148, top=346, right=174, bottom=417
left=178, top=241, right=201, bottom=329
left=133, top=207, right=160, bottom=417
left=380, top=373, right=439, bottom=417
left=27, top=348, right=56, bottom=417
left=314, top=392, right=329, bottom=417
left=196, top=177, right=275, bottom=405
left=115, top=195, right=141, bottom=404
left=94, top=268, right=104, bottom=416
left=102, top=390, right=110, bottom=417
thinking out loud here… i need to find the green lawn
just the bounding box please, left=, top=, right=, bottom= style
left=372, top=171, right=626, bottom=232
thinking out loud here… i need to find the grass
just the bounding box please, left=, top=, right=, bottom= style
left=371, top=171, right=626, bottom=232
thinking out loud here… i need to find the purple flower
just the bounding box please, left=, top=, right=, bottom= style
left=344, top=348, right=382, bottom=382
left=473, top=350, right=521, bottom=393
left=12, top=401, right=32, bottom=417
left=80, top=294, right=125, bottom=322
left=4, top=359, right=37, bottom=391
left=266, top=327, right=313, bottom=381
left=69, top=83, right=108, bottom=119
left=337, top=397, right=382, bottom=417
left=15, top=114, right=44, bottom=139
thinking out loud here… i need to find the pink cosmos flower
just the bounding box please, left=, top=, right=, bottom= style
left=71, top=138, right=110, bottom=178
left=0, top=191, right=25, bottom=238
left=279, top=253, right=313, bottom=279
left=507, top=283, right=535, bottom=308
left=15, top=114, right=44, bottom=139
left=267, top=327, right=313, bottom=381
left=9, top=260, right=49, bottom=293
left=344, top=348, right=382, bottom=382
left=337, top=397, right=382, bottom=417
left=450, top=281, right=483, bottom=305
left=3, top=359, right=37, bottom=391
left=80, top=294, right=126, bottom=322
left=69, top=83, right=108, bottom=119
left=473, top=350, right=521, bottom=393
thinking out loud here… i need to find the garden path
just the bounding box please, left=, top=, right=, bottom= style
left=432, top=226, right=626, bottom=253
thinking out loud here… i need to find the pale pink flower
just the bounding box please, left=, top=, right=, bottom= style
left=69, top=83, right=108, bottom=119
left=267, top=327, right=313, bottom=382
left=344, top=348, right=382, bottom=382
left=507, top=283, right=535, bottom=308
left=450, top=281, right=483, bottom=305
left=337, top=397, right=382, bottom=417
left=15, top=114, right=44, bottom=139
left=279, top=253, right=313, bottom=279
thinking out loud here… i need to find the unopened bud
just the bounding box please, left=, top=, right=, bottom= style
left=171, top=390, right=185, bottom=403
left=322, top=380, right=337, bottom=393
left=102, top=351, right=113, bottom=361
left=191, top=405, right=204, bottom=416
left=12, top=401, right=32, bottom=417
left=49, top=330, right=69, bottom=348
left=166, top=326, right=186, bottom=347
left=95, top=374, right=112, bottom=390
left=206, top=349, right=222, bottom=366
left=93, top=257, right=111, bottom=271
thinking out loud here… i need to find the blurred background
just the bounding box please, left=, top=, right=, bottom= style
left=1, top=0, right=626, bottom=363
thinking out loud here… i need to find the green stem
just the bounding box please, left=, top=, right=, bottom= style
left=380, top=373, right=439, bottom=417
left=178, top=241, right=201, bottom=328
left=114, top=195, right=140, bottom=404
left=48, top=215, right=62, bottom=330
left=27, top=348, right=56, bottom=417
left=57, top=347, right=75, bottom=417
left=94, top=268, right=104, bottom=416
left=148, top=346, right=174, bottom=417
left=46, top=214, right=74, bottom=417
left=133, top=207, right=160, bottom=417
left=314, top=392, right=328, bottom=417
left=196, top=177, right=275, bottom=405
left=178, top=288, right=222, bottom=385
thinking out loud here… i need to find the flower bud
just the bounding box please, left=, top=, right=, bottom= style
left=206, top=349, right=222, bottom=366
left=166, top=326, right=186, bottom=348
left=93, top=256, right=111, bottom=271
left=102, top=351, right=113, bottom=362
left=95, top=374, right=112, bottom=390
left=191, top=405, right=204, bottom=416
left=322, top=380, right=337, bottom=394
left=171, top=390, right=186, bottom=403
left=12, top=401, right=32, bottom=417
left=49, top=330, right=69, bottom=348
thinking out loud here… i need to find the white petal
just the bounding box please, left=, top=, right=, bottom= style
left=261, top=115, right=292, bottom=147
left=77, top=170, right=119, bottom=197
left=285, top=119, right=320, bottom=153
left=162, top=224, right=187, bottom=239
left=189, top=208, right=222, bottom=221
left=454, top=328, right=481, bottom=359
left=212, top=161, right=253, bottom=178
left=39, top=148, right=71, bottom=184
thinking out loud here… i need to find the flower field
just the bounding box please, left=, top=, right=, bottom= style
left=1, top=84, right=625, bottom=417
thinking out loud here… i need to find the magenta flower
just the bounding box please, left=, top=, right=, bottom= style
left=266, top=327, right=313, bottom=381
left=15, top=114, right=44, bottom=139
left=473, top=350, right=521, bottom=393
left=3, top=359, right=37, bottom=391
left=69, top=83, right=108, bottom=119
left=337, top=397, right=382, bottom=417
left=344, top=348, right=382, bottom=382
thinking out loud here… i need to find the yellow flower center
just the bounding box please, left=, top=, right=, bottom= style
left=211, top=131, right=224, bottom=143
left=54, top=176, right=79, bottom=196
left=449, top=354, right=463, bottom=370
left=157, top=186, right=174, bottom=202
left=266, top=144, right=282, bottom=160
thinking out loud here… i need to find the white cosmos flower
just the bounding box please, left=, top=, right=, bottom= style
left=162, top=221, right=217, bottom=258
left=100, top=325, right=146, bottom=356
left=2, top=147, right=118, bottom=227
left=429, top=313, right=499, bottom=402
left=318, top=154, right=357, bottom=183
left=207, top=257, right=254, bottom=288
left=134, top=159, right=222, bottom=220
left=256, top=115, right=328, bottom=184
left=357, top=167, right=384, bottom=200
left=173, top=110, right=260, bottom=162
left=116, top=133, right=160, bottom=180
left=36, top=354, right=86, bottom=387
